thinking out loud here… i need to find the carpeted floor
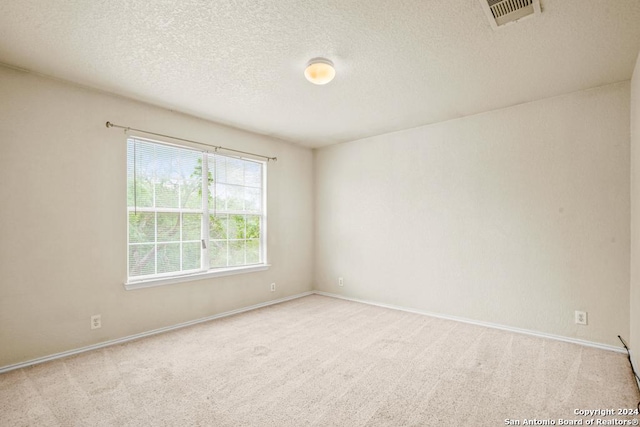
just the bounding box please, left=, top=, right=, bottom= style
left=1, top=294, right=639, bottom=426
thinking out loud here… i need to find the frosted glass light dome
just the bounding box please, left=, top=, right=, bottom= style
left=304, top=58, right=335, bottom=85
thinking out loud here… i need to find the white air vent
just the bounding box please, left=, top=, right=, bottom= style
left=479, top=0, right=541, bottom=29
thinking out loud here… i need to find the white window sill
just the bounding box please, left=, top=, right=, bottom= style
left=124, top=264, right=271, bottom=290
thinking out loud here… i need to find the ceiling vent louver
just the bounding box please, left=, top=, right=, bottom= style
left=479, top=0, right=541, bottom=29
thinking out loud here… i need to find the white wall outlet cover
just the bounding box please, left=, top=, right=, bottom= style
left=574, top=311, right=587, bottom=325
left=91, top=314, right=102, bottom=330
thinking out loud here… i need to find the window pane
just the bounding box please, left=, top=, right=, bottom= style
left=155, top=181, right=179, bottom=208
left=226, top=157, right=244, bottom=185
left=182, top=242, right=201, bottom=270
left=229, top=240, right=245, bottom=266
left=182, top=213, right=202, bottom=241
left=246, top=215, right=260, bottom=239
left=244, top=161, right=262, bottom=188
left=157, top=243, right=180, bottom=274
left=229, top=215, right=245, bottom=239
left=210, top=240, right=228, bottom=268
left=210, top=214, right=227, bottom=239
left=244, top=187, right=261, bottom=212
left=155, top=145, right=176, bottom=206
left=127, top=177, right=154, bottom=208
left=129, top=244, right=156, bottom=277
left=213, top=183, right=227, bottom=211
left=182, top=155, right=206, bottom=209
left=246, top=239, right=260, bottom=264
left=129, top=212, right=155, bottom=243
left=127, top=141, right=154, bottom=208
left=157, top=213, right=180, bottom=242
left=214, top=155, right=227, bottom=184
left=227, top=185, right=244, bottom=211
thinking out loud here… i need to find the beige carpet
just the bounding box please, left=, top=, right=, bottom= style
left=1, top=295, right=638, bottom=426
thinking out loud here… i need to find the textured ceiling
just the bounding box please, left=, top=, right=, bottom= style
left=1, top=0, right=639, bottom=148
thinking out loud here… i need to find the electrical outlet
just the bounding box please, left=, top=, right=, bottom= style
left=575, top=310, right=587, bottom=325
left=338, top=277, right=344, bottom=287
left=91, top=314, right=102, bottom=330
left=270, top=283, right=276, bottom=292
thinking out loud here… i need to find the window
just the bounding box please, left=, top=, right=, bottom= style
left=126, top=137, right=267, bottom=288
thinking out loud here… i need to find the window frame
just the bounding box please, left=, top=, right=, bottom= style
left=124, top=135, right=269, bottom=290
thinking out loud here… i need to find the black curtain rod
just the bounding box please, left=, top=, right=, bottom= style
left=105, top=121, right=277, bottom=162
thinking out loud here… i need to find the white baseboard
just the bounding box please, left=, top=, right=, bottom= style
left=629, top=350, right=640, bottom=391
left=0, top=291, right=313, bottom=374
left=312, top=291, right=626, bottom=354
left=0, top=289, right=627, bottom=374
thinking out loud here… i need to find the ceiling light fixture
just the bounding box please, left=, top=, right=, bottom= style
left=304, top=58, right=335, bottom=85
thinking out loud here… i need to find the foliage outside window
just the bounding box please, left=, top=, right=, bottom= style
left=127, top=137, right=265, bottom=283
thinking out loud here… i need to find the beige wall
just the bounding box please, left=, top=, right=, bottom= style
left=1, top=62, right=635, bottom=368
left=631, top=52, right=640, bottom=369
left=0, top=66, right=314, bottom=367
left=315, top=82, right=631, bottom=347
